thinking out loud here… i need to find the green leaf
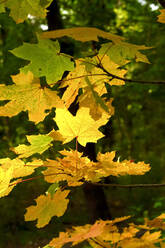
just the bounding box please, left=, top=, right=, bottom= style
left=12, top=134, right=53, bottom=158
left=6, top=0, right=53, bottom=23
left=11, top=39, right=74, bottom=84
left=99, top=41, right=151, bottom=65
left=47, top=183, right=59, bottom=198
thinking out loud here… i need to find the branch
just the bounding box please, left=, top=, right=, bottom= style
left=157, top=0, right=165, bottom=8
left=88, top=182, right=165, bottom=188
left=99, top=64, right=165, bottom=85
left=60, top=53, right=165, bottom=85
left=59, top=73, right=107, bottom=83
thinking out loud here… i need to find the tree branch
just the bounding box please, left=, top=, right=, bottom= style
left=88, top=182, right=165, bottom=188
left=60, top=53, right=165, bottom=85
left=98, top=63, right=165, bottom=85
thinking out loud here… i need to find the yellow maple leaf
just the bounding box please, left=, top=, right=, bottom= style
left=49, top=217, right=130, bottom=248
left=0, top=158, right=41, bottom=179
left=79, top=92, right=114, bottom=120
left=95, top=152, right=150, bottom=177
left=158, top=9, right=165, bottom=23
left=61, top=56, right=126, bottom=109
left=0, top=166, right=14, bottom=198
left=41, top=27, right=124, bottom=43
left=54, top=107, right=109, bottom=146
left=0, top=72, right=64, bottom=123
left=24, top=189, right=70, bottom=228
left=43, top=149, right=94, bottom=186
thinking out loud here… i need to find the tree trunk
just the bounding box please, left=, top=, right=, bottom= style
left=46, top=0, right=111, bottom=223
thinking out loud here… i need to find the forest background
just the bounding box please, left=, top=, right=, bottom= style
left=0, top=0, right=165, bottom=247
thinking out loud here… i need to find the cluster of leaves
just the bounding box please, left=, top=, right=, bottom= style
left=0, top=2, right=165, bottom=247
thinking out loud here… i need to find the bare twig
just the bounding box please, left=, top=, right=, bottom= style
left=88, top=182, right=165, bottom=188
left=60, top=53, right=165, bottom=85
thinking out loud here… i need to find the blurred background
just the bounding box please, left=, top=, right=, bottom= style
left=0, top=0, right=165, bottom=247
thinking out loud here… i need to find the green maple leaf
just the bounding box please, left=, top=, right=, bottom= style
left=12, top=134, right=53, bottom=158
left=99, top=41, right=151, bottom=65
left=6, top=0, right=53, bottom=23
left=11, top=39, right=74, bottom=84
left=0, top=72, right=64, bottom=123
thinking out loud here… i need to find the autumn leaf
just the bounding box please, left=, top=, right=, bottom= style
left=0, top=166, right=14, bottom=198
left=79, top=90, right=114, bottom=121
left=0, top=72, right=64, bottom=123
left=61, top=56, right=126, bottom=109
left=0, top=158, right=40, bottom=178
left=11, top=40, right=74, bottom=84
left=157, top=9, right=165, bottom=23
left=12, top=134, right=53, bottom=158
left=41, top=27, right=124, bottom=43
left=54, top=107, right=109, bottom=146
left=0, top=158, right=42, bottom=198
left=119, top=231, right=161, bottom=248
left=43, top=149, right=94, bottom=186
left=95, top=152, right=150, bottom=177
left=5, top=0, right=53, bottom=23
left=99, top=41, right=151, bottom=65
left=49, top=217, right=130, bottom=248
left=24, top=189, right=70, bottom=228
left=49, top=220, right=108, bottom=247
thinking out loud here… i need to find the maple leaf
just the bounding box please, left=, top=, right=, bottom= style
left=11, top=40, right=74, bottom=84
left=0, top=158, right=42, bottom=198
left=41, top=27, right=124, bottom=43
left=54, top=107, right=109, bottom=146
left=79, top=77, right=114, bottom=120
left=0, top=166, right=14, bottom=198
left=79, top=91, right=114, bottom=120
left=157, top=9, right=165, bottom=23
left=0, top=72, right=64, bottom=123
left=145, top=214, right=165, bottom=230
left=119, top=231, right=161, bottom=248
left=49, top=217, right=130, bottom=248
left=5, top=0, right=53, bottom=23
left=42, top=149, right=94, bottom=186
left=12, top=134, right=53, bottom=158
left=99, top=42, right=151, bottom=65
left=24, top=189, right=70, bottom=228
left=0, top=158, right=41, bottom=178
left=61, top=56, right=126, bottom=109
left=95, top=152, right=150, bottom=177
left=49, top=220, right=108, bottom=248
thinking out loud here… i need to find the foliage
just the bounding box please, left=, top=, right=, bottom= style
left=0, top=1, right=165, bottom=248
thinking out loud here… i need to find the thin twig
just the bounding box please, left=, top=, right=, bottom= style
left=9, top=172, right=72, bottom=187
left=59, top=73, right=107, bottom=83
left=98, top=63, right=165, bottom=85
left=88, top=182, right=165, bottom=188
left=60, top=53, right=165, bottom=85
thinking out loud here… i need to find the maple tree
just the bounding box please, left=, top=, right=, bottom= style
left=0, top=1, right=165, bottom=247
